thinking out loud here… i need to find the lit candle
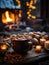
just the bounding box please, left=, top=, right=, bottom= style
left=1, top=44, right=8, bottom=50
left=35, top=45, right=42, bottom=52
left=40, top=38, right=46, bottom=45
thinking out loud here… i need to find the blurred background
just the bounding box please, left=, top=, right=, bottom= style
left=0, top=0, right=49, bottom=32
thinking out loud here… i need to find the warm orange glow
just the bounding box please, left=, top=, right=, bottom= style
left=18, top=1, right=20, bottom=3
left=31, top=16, right=36, bottom=19
left=2, top=11, right=19, bottom=24
left=26, top=0, right=37, bottom=19
left=30, top=0, right=33, bottom=5
left=27, top=15, right=36, bottom=19
left=9, top=25, right=12, bottom=30
left=19, top=10, right=22, bottom=13
left=27, top=12, right=30, bottom=14
left=2, top=11, right=15, bottom=24
left=36, top=45, right=42, bottom=52
left=16, top=0, right=19, bottom=2
left=26, top=2, right=29, bottom=6
left=31, top=6, right=36, bottom=9
left=1, top=44, right=7, bottom=50
left=27, top=16, right=30, bottom=19
left=5, top=11, right=12, bottom=22
left=29, top=4, right=32, bottom=8
left=40, top=39, right=46, bottom=45
left=16, top=0, right=21, bottom=7
left=18, top=4, right=21, bottom=7
left=28, top=14, right=31, bottom=17
left=29, top=9, right=32, bottom=12
left=19, top=10, right=22, bottom=17
left=26, top=0, right=37, bottom=8
left=33, top=0, right=37, bottom=4
left=19, top=13, right=22, bottom=17
left=44, top=40, right=49, bottom=49
left=15, top=14, right=19, bottom=24
left=29, top=5, right=36, bottom=9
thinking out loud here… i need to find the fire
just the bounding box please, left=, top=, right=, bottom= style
left=5, top=11, right=12, bottom=22
left=2, top=11, right=19, bottom=24
left=2, top=11, right=15, bottom=24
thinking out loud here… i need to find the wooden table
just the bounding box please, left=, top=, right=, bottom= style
left=0, top=46, right=49, bottom=65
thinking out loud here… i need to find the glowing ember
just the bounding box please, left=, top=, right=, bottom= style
left=9, top=25, right=12, bottom=30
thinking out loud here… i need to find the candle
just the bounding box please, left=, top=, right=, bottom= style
left=35, top=45, right=42, bottom=52
left=1, top=44, right=8, bottom=50
left=40, top=38, right=46, bottom=45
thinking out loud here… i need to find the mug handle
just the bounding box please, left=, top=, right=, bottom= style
left=25, top=41, right=32, bottom=52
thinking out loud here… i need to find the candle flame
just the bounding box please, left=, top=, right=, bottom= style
left=1, top=44, right=7, bottom=50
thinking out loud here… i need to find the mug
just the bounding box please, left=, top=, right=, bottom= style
left=11, top=39, right=32, bottom=53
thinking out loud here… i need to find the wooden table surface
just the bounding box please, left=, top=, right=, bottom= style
left=0, top=46, right=48, bottom=65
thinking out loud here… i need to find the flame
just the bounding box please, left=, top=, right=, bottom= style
left=1, top=44, right=7, bottom=50
left=2, top=11, right=15, bottom=24
left=26, top=2, right=29, bottom=6
left=31, top=6, right=36, bottom=9
left=31, top=16, right=36, bottom=19
left=5, top=11, right=12, bottom=22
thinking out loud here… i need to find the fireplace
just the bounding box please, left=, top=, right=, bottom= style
left=2, top=9, right=19, bottom=24
left=0, top=8, right=23, bottom=31
left=0, top=0, right=23, bottom=31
